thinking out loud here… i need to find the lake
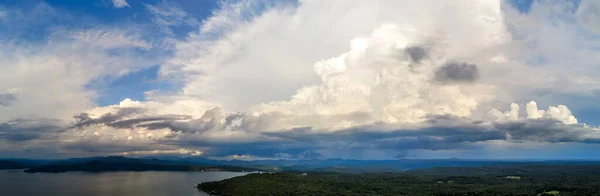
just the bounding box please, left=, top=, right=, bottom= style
left=0, top=170, right=250, bottom=196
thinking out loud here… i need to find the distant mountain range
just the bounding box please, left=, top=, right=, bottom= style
left=143, top=156, right=600, bottom=173
left=3, top=156, right=600, bottom=173
left=20, top=156, right=256, bottom=173
left=0, top=160, right=36, bottom=170
left=0, top=159, right=54, bottom=170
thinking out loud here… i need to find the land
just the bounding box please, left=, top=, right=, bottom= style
left=198, top=165, right=600, bottom=196
left=5, top=156, right=600, bottom=195
left=0, top=160, right=36, bottom=169
left=3, top=156, right=600, bottom=175
left=0, top=158, right=53, bottom=169
left=22, top=156, right=257, bottom=173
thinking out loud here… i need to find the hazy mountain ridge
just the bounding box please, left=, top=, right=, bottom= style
left=148, top=157, right=600, bottom=173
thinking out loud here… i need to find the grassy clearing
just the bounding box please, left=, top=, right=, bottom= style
left=538, top=190, right=560, bottom=196
left=504, top=176, right=521, bottom=180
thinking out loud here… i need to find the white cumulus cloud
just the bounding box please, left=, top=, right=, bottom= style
left=112, top=0, right=130, bottom=9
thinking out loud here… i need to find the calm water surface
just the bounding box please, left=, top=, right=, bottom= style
left=0, top=170, right=249, bottom=196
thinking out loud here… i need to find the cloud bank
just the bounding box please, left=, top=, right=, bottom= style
left=2, top=0, right=600, bottom=159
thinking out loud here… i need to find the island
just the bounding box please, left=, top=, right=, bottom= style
left=23, top=156, right=258, bottom=173
left=0, top=160, right=35, bottom=170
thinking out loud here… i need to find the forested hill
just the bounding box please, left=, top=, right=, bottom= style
left=0, top=160, right=35, bottom=169
left=198, top=165, right=600, bottom=196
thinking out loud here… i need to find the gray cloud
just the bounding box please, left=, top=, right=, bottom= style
left=139, top=107, right=228, bottom=134
left=58, top=109, right=600, bottom=159
left=69, top=106, right=240, bottom=136
left=59, top=139, right=175, bottom=155
left=224, top=113, right=244, bottom=127
left=434, top=62, right=479, bottom=83
left=107, top=115, right=191, bottom=129
left=300, top=150, right=323, bottom=159
left=159, top=132, right=317, bottom=158
left=0, top=119, right=61, bottom=142
left=71, top=108, right=191, bottom=130
left=493, top=119, right=600, bottom=143
left=123, top=112, right=600, bottom=159
left=139, top=119, right=212, bottom=133
left=405, top=46, right=427, bottom=63
left=140, top=115, right=233, bottom=134
left=0, top=93, right=17, bottom=106
left=263, top=123, right=500, bottom=151
left=73, top=107, right=145, bottom=128
left=256, top=116, right=600, bottom=155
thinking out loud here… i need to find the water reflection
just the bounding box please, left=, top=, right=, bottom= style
left=0, top=170, right=248, bottom=196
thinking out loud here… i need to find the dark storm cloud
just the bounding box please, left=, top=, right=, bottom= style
left=0, top=93, right=17, bottom=106
left=493, top=119, right=600, bottom=143
left=434, top=62, right=479, bottom=83
left=73, top=107, right=145, bottom=128
left=58, top=109, right=600, bottom=159
left=257, top=116, right=600, bottom=154
left=159, top=119, right=493, bottom=157
left=0, top=119, right=61, bottom=142
left=71, top=107, right=191, bottom=129
left=59, top=139, right=178, bottom=155
left=139, top=107, right=232, bottom=134
left=69, top=106, right=240, bottom=134
left=405, top=46, right=427, bottom=63
left=262, top=121, right=503, bottom=151
left=138, top=119, right=215, bottom=133
left=107, top=115, right=191, bottom=129
left=59, top=107, right=600, bottom=159
left=224, top=113, right=244, bottom=127
left=160, top=132, right=318, bottom=158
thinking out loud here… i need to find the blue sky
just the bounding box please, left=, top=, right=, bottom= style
left=509, top=0, right=535, bottom=13
left=0, top=0, right=220, bottom=106
left=2, top=0, right=600, bottom=160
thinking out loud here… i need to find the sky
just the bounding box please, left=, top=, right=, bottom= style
left=1, top=0, right=600, bottom=160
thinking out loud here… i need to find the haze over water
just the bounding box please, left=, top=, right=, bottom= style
left=0, top=170, right=248, bottom=196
